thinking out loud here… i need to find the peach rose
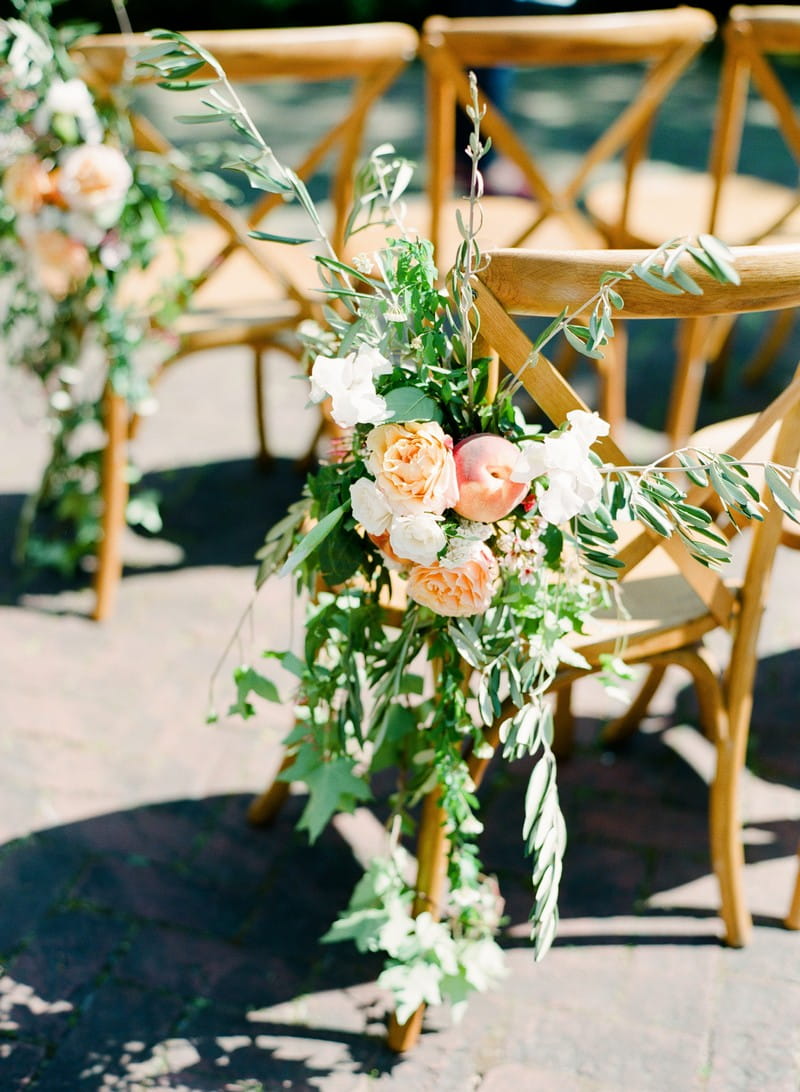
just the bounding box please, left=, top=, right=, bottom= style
left=365, top=421, right=459, bottom=516
left=32, top=230, right=91, bottom=299
left=57, top=143, right=133, bottom=226
left=3, top=154, right=54, bottom=214
left=406, top=540, right=499, bottom=617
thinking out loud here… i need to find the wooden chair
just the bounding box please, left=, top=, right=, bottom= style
left=249, top=242, right=800, bottom=1050
left=416, top=7, right=716, bottom=434
left=72, top=23, right=418, bottom=619
left=587, top=5, right=800, bottom=444
left=471, top=242, right=800, bottom=963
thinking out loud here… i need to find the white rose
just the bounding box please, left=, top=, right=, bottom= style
left=388, top=513, right=446, bottom=566
left=57, top=144, right=133, bottom=227
left=349, top=477, right=392, bottom=535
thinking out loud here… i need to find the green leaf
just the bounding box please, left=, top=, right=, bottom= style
left=698, top=233, right=741, bottom=285
left=383, top=386, right=443, bottom=423
left=279, top=503, right=348, bottom=577
left=564, top=325, right=604, bottom=360
left=766, top=464, right=800, bottom=521
left=297, top=756, right=372, bottom=843
left=249, top=229, right=315, bottom=246
left=677, top=450, right=709, bottom=487
left=632, top=264, right=684, bottom=295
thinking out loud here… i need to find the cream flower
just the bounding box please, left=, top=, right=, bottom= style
left=57, top=143, right=133, bottom=226
left=406, top=540, right=499, bottom=617
left=388, top=513, right=446, bottom=566
left=511, top=410, right=609, bottom=525
left=2, top=154, right=53, bottom=214
left=309, top=345, right=392, bottom=428
left=32, top=229, right=90, bottom=298
left=365, top=421, right=459, bottom=516
left=349, top=476, right=392, bottom=536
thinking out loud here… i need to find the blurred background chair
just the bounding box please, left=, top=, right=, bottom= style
left=73, top=22, right=418, bottom=619
left=587, top=5, right=800, bottom=446
left=417, top=6, right=716, bottom=435
left=472, top=241, right=800, bottom=955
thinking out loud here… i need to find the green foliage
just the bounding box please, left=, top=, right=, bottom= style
left=164, top=32, right=800, bottom=1026
left=0, top=0, right=189, bottom=575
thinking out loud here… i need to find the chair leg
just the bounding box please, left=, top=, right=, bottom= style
left=386, top=787, right=449, bottom=1052
left=673, top=646, right=751, bottom=947
left=247, top=750, right=295, bottom=826
left=253, top=346, right=272, bottom=469
left=601, top=663, right=668, bottom=747
left=785, top=850, right=800, bottom=930
left=92, top=385, right=129, bottom=622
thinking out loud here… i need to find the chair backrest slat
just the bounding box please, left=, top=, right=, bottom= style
left=421, top=8, right=716, bottom=258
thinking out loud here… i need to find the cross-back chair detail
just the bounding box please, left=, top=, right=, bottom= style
left=72, top=23, right=418, bottom=620
left=588, top=6, right=800, bottom=443
left=421, top=8, right=716, bottom=256
left=418, top=7, right=716, bottom=434
left=472, top=242, right=800, bottom=955
left=248, top=242, right=800, bottom=1052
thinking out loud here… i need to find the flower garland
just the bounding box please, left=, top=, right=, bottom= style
left=0, top=0, right=178, bottom=575
left=149, top=32, right=800, bottom=1026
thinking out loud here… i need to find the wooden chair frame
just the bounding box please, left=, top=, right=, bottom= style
left=419, top=7, right=716, bottom=434
left=589, top=6, right=800, bottom=443
left=471, top=242, right=800, bottom=958
left=249, top=242, right=800, bottom=1051
left=73, top=23, right=418, bottom=619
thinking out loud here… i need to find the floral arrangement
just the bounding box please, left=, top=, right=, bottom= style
left=149, top=32, right=800, bottom=1029
left=0, top=0, right=178, bottom=574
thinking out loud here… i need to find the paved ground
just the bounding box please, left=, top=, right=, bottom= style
left=2, top=47, right=800, bottom=1092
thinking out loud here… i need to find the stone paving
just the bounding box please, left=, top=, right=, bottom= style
left=2, top=48, right=800, bottom=1092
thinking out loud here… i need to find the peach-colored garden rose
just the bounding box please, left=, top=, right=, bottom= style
left=3, top=154, right=54, bottom=214
left=57, top=143, right=132, bottom=225
left=406, top=541, right=499, bottom=617
left=365, top=421, right=459, bottom=516
left=32, top=230, right=91, bottom=299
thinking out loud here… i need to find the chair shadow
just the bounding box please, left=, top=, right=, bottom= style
left=4, top=651, right=798, bottom=1084
left=0, top=454, right=305, bottom=610
left=0, top=793, right=404, bottom=1088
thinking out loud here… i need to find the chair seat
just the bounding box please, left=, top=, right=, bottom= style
left=570, top=541, right=720, bottom=664
left=587, top=164, right=800, bottom=248
left=119, top=219, right=320, bottom=346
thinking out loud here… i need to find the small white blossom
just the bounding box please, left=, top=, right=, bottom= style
left=511, top=410, right=610, bottom=525
left=309, top=345, right=392, bottom=428
left=36, top=78, right=102, bottom=143
left=352, top=252, right=374, bottom=274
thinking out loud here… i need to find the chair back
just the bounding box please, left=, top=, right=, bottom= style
left=708, top=5, right=800, bottom=242
left=73, top=24, right=419, bottom=328
left=420, top=8, right=716, bottom=260
left=473, top=243, right=800, bottom=628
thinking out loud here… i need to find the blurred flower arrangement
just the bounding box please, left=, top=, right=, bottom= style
left=149, top=31, right=800, bottom=1027
left=0, top=0, right=177, bottom=574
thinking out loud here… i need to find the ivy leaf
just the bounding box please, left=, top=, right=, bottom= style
left=227, top=665, right=280, bottom=719
left=296, top=757, right=372, bottom=843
